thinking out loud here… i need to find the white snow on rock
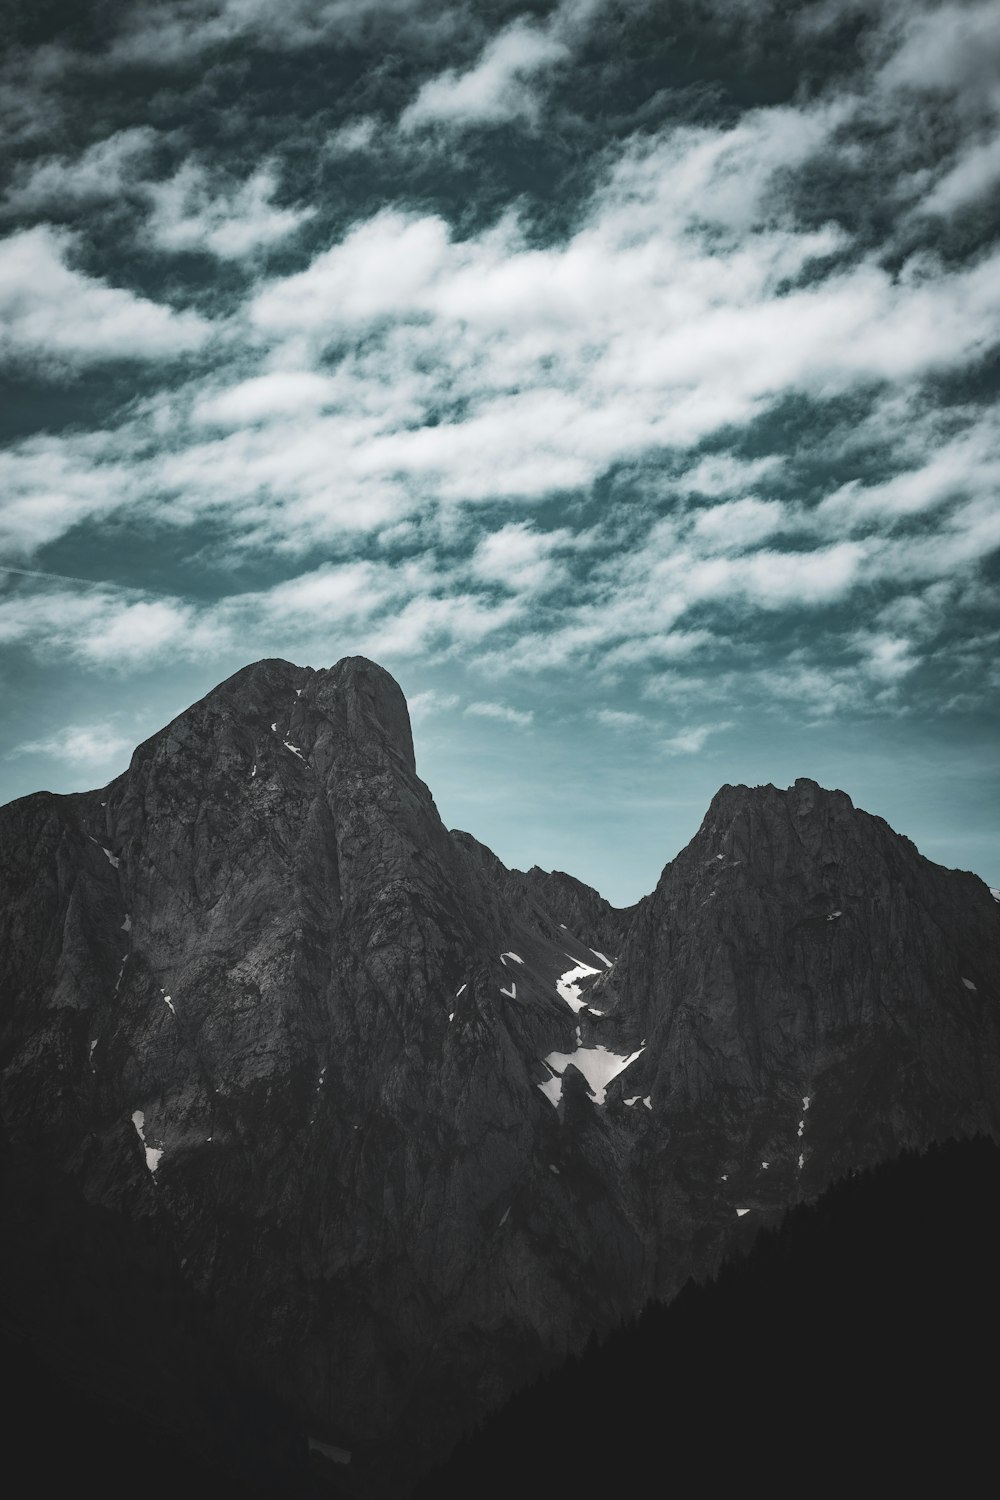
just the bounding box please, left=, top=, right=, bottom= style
left=102, top=846, right=119, bottom=868
left=556, top=960, right=601, bottom=1013
left=716, top=854, right=724, bottom=861
left=549, top=1164, right=560, bottom=1175
left=113, top=957, right=127, bottom=995
left=448, top=1012, right=454, bottom=1022
left=990, top=888, right=999, bottom=902
left=163, top=994, right=176, bottom=1016
left=538, top=1073, right=562, bottom=1106
left=251, top=764, right=257, bottom=778
left=270, top=722, right=277, bottom=731
left=283, top=741, right=305, bottom=760
left=538, top=1043, right=644, bottom=1107
left=308, top=1439, right=350, bottom=1467
left=802, top=1095, right=811, bottom=1110
left=590, top=949, right=613, bottom=967
left=121, top=913, right=131, bottom=932
left=962, top=977, right=977, bottom=991
left=624, top=1097, right=639, bottom=1107
left=501, top=951, right=524, bottom=965
left=642, top=1096, right=652, bottom=1109
left=736, top=1208, right=750, bottom=1218
left=826, top=910, right=842, bottom=921
left=798, top=1153, right=805, bottom=1170
left=455, top=983, right=466, bottom=997
left=720, top=1174, right=728, bottom=1182
left=761, top=1161, right=769, bottom=1169
left=797, top=1120, right=805, bottom=1137
left=131, top=1110, right=163, bottom=1175
left=498, top=1206, right=511, bottom=1227
left=500, top=982, right=516, bottom=999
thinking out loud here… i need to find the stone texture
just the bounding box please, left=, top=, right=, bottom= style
left=1, top=661, right=998, bottom=1494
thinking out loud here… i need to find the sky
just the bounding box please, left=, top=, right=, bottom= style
left=0, top=0, right=997, bottom=905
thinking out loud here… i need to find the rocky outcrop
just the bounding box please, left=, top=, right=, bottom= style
left=1, top=661, right=997, bottom=1494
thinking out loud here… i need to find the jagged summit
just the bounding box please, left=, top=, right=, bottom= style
left=1, top=656, right=997, bottom=1497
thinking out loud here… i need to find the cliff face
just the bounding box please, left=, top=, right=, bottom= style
left=1, top=658, right=998, bottom=1494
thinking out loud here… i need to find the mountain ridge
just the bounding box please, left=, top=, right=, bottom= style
left=1, top=654, right=997, bottom=1495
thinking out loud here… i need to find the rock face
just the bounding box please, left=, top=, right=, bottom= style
left=1, top=657, right=998, bottom=1494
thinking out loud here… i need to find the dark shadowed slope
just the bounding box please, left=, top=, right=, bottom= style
left=1, top=658, right=997, bottom=1494
left=416, top=1136, right=1000, bottom=1500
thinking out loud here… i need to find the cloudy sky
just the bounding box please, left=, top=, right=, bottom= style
left=1, top=0, right=997, bottom=903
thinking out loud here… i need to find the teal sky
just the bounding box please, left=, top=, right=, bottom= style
left=1, top=0, right=997, bottom=905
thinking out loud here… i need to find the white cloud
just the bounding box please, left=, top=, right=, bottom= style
left=194, top=371, right=342, bottom=425
left=690, top=498, right=788, bottom=552
left=145, top=160, right=314, bottom=258
left=12, top=721, right=133, bottom=763
left=408, top=688, right=460, bottom=722
left=592, top=708, right=644, bottom=730
left=464, top=699, right=534, bottom=727
left=400, top=17, right=569, bottom=131
left=662, top=721, right=733, bottom=755
left=470, top=522, right=569, bottom=593
left=918, top=134, right=1000, bottom=216
left=326, top=116, right=379, bottom=154
left=0, top=225, right=209, bottom=366
left=3, top=127, right=156, bottom=213
left=878, top=2, right=1000, bottom=111
left=853, top=631, right=919, bottom=682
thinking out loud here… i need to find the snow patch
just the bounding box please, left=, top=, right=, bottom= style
left=761, top=1161, right=769, bottom=1169
left=538, top=1043, right=644, bottom=1107
left=797, top=1120, right=805, bottom=1137
left=802, top=1096, right=811, bottom=1110
left=736, top=1208, right=750, bottom=1218
left=624, top=1097, right=639, bottom=1107
left=455, top=984, right=466, bottom=998
left=283, top=740, right=305, bottom=760
left=448, top=1012, right=454, bottom=1022
left=826, top=910, right=842, bottom=921
left=308, top=1439, right=350, bottom=1466
left=556, top=959, right=601, bottom=1013
left=798, top=1153, right=805, bottom=1170
left=501, top=951, right=524, bottom=965
left=270, top=722, right=277, bottom=731
left=962, top=977, right=977, bottom=991
left=590, top=949, right=613, bottom=967
left=102, top=846, right=119, bottom=868
left=251, top=764, right=257, bottom=778
left=720, top=1174, right=728, bottom=1182
left=121, top=913, right=131, bottom=932
left=549, top=1164, right=560, bottom=1175
left=990, top=887, right=999, bottom=902
left=500, top=982, right=516, bottom=999
left=642, top=1096, right=652, bottom=1109
left=163, top=995, right=175, bottom=1016
left=131, top=1110, right=163, bottom=1175
left=538, top=1073, right=562, bottom=1107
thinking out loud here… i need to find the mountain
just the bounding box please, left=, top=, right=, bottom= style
left=415, top=1136, right=1000, bottom=1500
left=1, top=656, right=997, bottom=1495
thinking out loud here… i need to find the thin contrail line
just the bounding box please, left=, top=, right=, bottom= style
left=0, top=564, right=143, bottom=593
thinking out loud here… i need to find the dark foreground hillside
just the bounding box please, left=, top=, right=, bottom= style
left=416, top=1136, right=1000, bottom=1499
left=2, top=1137, right=996, bottom=1496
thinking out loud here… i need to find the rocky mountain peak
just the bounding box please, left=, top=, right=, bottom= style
left=0, top=659, right=997, bottom=1498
